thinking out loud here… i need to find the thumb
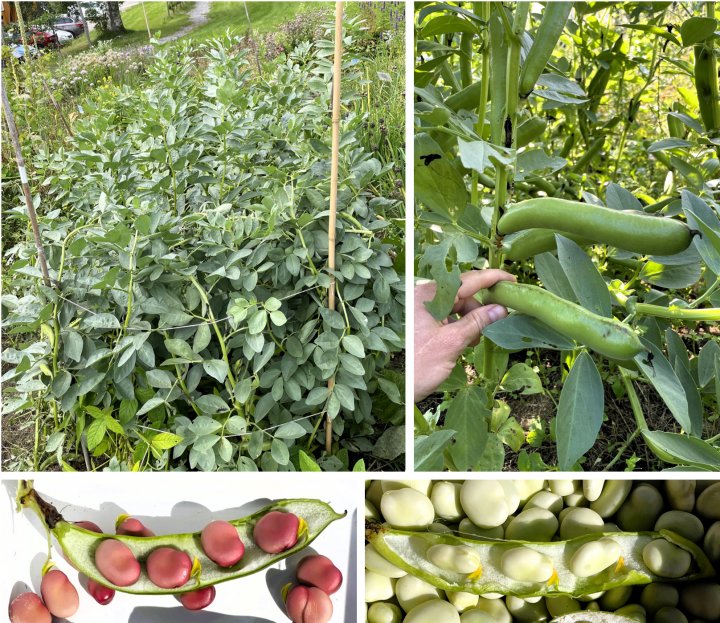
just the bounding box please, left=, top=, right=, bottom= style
left=445, top=304, right=508, bottom=348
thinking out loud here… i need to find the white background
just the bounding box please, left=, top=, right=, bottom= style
left=1, top=473, right=358, bottom=623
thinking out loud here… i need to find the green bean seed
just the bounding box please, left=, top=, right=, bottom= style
left=569, top=537, right=621, bottom=577
left=696, top=483, right=720, bottom=520
left=665, top=481, right=695, bottom=512
left=655, top=511, right=705, bottom=543
left=559, top=507, right=605, bottom=540
left=404, top=598, right=460, bottom=623
left=395, top=574, right=444, bottom=612
left=642, top=539, right=692, bottom=578
left=381, top=489, right=435, bottom=530
left=655, top=606, right=688, bottom=623
left=500, top=547, right=555, bottom=583
left=505, top=508, right=559, bottom=542
left=639, top=583, right=679, bottom=614
left=365, top=543, right=407, bottom=578
left=365, top=570, right=396, bottom=602
left=617, top=485, right=663, bottom=532
left=427, top=544, right=481, bottom=575
left=367, top=602, right=402, bottom=623
left=447, top=590, right=479, bottom=613
left=430, top=482, right=464, bottom=521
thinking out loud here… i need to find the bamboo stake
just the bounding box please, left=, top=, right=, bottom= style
left=1, top=80, right=52, bottom=286
left=141, top=1, right=152, bottom=41
left=325, top=1, right=344, bottom=455
left=40, top=76, right=73, bottom=137
left=243, top=1, right=262, bottom=75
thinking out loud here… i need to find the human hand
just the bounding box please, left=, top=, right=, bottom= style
left=414, top=269, right=516, bottom=402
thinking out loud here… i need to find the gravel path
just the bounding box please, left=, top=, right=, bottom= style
left=158, top=1, right=211, bottom=43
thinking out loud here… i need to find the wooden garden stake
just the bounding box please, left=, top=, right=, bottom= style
left=325, top=1, right=344, bottom=455
left=243, top=2, right=263, bottom=75
left=40, top=76, right=74, bottom=137
left=1, top=81, right=51, bottom=286
left=141, top=1, right=152, bottom=41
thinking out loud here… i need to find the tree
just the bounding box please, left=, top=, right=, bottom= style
left=104, top=1, right=125, bottom=33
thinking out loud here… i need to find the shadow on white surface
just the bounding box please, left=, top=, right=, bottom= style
left=128, top=608, right=275, bottom=623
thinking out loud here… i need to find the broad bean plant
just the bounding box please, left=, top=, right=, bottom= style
left=414, top=2, right=720, bottom=472
left=2, top=35, right=405, bottom=472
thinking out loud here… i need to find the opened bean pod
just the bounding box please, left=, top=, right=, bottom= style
left=17, top=480, right=345, bottom=596
left=364, top=479, right=719, bottom=623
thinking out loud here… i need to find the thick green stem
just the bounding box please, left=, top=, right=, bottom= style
left=633, top=303, right=720, bottom=322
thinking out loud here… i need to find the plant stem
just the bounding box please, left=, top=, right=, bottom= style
left=633, top=303, right=720, bottom=322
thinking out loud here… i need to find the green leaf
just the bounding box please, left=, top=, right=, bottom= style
left=146, top=369, right=174, bottom=389
left=193, top=324, right=212, bottom=353
left=103, top=415, right=125, bottom=436
left=164, top=338, right=201, bottom=362
left=339, top=353, right=365, bottom=377
left=85, top=419, right=107, bottom=451
left=299, top=450, right=322, bottom=472
left=274, top=421, right=307, bottom=439
left=151, top=432, right=183, bottom=450
left=234, top=378, right=253, bottom=404
left=556, top=352, right=604, bottom=471
left=203, top=359, right=229, bottom=383
left=444, top=386, right=489, bottom=471
left=264, top=297, right=282, bottom=312
left=500, top=363, right=543, bottom=395
left=643, top=430, right=720, bottom=470
left=342, top=335, right=366, bottom=358
left=556, top=236, right=612, bottom=318
left=415, top=431, right=456, bottom=471
left=81, top=313, right=121, bottom=331
left=306, top=387, right=329, bottom=406
left=352, top=459, right=366, bottom=472
left=271, top=438, right=290, bottom=465
left=248, top=310, right=268, bottom=334
left=680, top=16, right=717, bottom=46
left=269, top=310, right=287, bottom=326
left=635, top=339, right=691, bottom=434
left=63, top=331, right=84, bottom=362
left=51, top=370, right=72, bottom=398
left=372, top=426, right=405, bottom=461
left=195, top=394, right=230, bottom=414
left=415, top=133, right=467, bottom=221
left=136, top=396, right=166, bottom=416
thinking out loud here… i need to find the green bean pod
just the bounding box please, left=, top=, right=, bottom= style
left=446, top=81, right=483, bottom=112
left=519, top=2, right=574, bottom=97
left=366, top=522, right=715, bottom=598
left=497, top=198, right=692, bottom=256
left=489, top=11, right=508, bottom=145
left=501, top=229, right=591, bottom=261
left=517, top=117, right=548, bottom=147
left=570, top=136, right=605, bottom=173
left=694, top=43, right=720, bottom=135
left=459, top=32, right=474, bottom=89
left=18, top=481, right=345, bottom=596
left=549, top=613, right=643, bottom=623
left=480, top=281, right=643, bottom=360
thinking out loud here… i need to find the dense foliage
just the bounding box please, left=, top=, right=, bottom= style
left=2, top=33, right=405, bottom=472
left=414, top=2, right=720, bottom=472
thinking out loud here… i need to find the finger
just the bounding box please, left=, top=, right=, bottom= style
left=415, top=279, right=438, bottom=305
left=444, top=304, right=508, bottom=348
left=452, top=295, right=483, bottom=316
left=456, top=269, right=516, bottom=300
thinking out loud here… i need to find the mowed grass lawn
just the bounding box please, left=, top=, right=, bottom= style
left=65, top=1, right=192, bottom=53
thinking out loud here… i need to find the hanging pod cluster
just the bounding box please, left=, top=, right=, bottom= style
left=364, top=479, right=720, bottom=623
left=13, top=481, right=346, bottom=621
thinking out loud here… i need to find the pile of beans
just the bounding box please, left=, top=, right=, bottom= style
left=364, top=479, right=720, bottom=623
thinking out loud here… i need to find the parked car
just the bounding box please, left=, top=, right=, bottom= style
left=53, top=15, right=84, bottom=36
left=48, top=29, right=74, bottom=45
left=29, top=28, right=59, bottom=48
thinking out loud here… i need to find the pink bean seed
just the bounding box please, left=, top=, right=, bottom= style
left=178, top=586, right=216, bottom=610
left=40, top=569, right=79, bottom=618
left=87, top=579, right=115, bottom=605
left=296, top=555, right=343, bottom=595
left=146, top=547, right=192, bottom=589
left=8, top=592, right=51, bottom=623
left=116, top=517, right=155, bottom=537
left=94, top=539, right=142, bottom=587
left=201, top=520, right=245, bottom=567
left=285, top=585, right=333, bottom=623
left=253, top=511, right=300, bottom=554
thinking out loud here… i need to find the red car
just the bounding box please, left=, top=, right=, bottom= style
left=29, top=28, right=59, bottom=48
